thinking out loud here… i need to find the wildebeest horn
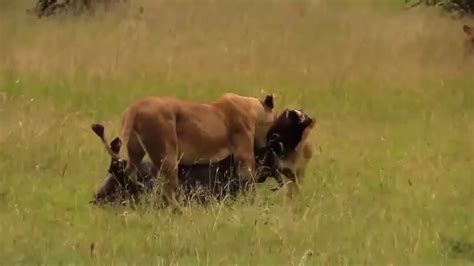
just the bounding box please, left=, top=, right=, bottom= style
left=91, top=123, right=120, bottom=159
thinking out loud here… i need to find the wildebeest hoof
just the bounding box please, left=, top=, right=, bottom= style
left=131, top=180, right=145, bottom=188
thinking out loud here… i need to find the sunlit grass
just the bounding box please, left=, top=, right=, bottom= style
left=0, top=0, right=473, bottom=264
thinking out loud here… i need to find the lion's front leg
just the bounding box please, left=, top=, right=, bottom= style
left=231, top=133, right=257, bottom=187
left=235, top=152, right=256, bottom=184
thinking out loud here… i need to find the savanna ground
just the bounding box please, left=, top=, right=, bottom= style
left=0, top=0, right=473, bottom=264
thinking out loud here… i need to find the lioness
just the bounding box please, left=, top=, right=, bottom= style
left=117, top=93, right=275, bottom=208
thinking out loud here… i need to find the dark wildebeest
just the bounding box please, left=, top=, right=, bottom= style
left=89, top=124, right=273, bottom=205
left=256, top=108, right=316, bottom=197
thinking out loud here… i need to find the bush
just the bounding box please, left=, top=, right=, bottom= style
left=27, top=0, right=124, bottom=18
left=406, top=0, right=474, bottom=16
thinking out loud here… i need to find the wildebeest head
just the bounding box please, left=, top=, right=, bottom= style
left=255, top=108, right=315, bottom=184
left=89, top=124, right=156, bottom=205
left=266, top=108, right=316, bottom=157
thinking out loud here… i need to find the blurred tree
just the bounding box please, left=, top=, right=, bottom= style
left=27, top=0, right=124, bottom=18
left=406, top=0, right=474, bottom=16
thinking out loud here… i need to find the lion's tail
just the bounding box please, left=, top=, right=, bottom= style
left=91, top=123, right=120, bottom=160
left=120, top=107, right=137, bottom=157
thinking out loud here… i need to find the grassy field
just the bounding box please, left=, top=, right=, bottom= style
left=1, top=0, right=473, bottom=264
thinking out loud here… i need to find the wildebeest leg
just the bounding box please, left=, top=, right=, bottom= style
left=280, top=168, right=296, bottom=182
left=271, top=168, right=295, bottom=192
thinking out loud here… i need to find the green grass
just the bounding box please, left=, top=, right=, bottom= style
left=1, top=0, right=473, bottom=264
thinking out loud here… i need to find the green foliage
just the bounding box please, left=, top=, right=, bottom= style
left=407, top=0, right=474, bottom=16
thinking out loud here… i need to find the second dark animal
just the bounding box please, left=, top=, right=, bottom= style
left=90, top=124, right=268, bottom=205
left=256, top=108, right=316, bottom=197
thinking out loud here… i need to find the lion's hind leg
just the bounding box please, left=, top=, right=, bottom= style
left=124, top=132, right=146, bottom=186
left=139, top=122, right=182, bottom=211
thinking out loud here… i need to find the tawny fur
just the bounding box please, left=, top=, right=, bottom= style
left=118, top=93, right=275, bottom=208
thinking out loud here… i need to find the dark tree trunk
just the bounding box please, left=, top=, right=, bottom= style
left=27, top=0, right=123, bottom=18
